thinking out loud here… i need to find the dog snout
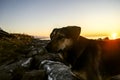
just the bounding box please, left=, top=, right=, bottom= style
left=45, top=42, right=55, bottom=52
left=45, top=41, right=59, bottom=53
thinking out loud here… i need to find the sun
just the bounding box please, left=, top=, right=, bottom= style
left=111, top=33, right=117, bottom=39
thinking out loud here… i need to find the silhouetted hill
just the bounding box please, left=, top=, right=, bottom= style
left=0, top=28, right=10, bottom=37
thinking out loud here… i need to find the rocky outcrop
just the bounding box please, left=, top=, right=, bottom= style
left=0, top=37, right=49, bottom=80
left=41, top=60, right=79, bottom=80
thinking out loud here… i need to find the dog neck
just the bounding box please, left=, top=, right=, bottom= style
left=61, top=36, right=90, bottom=66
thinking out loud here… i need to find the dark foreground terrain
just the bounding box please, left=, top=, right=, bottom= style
left=0, top=29, right=78, bottom=80
left=0, top=29, right=120, bottom=80
left=0, top=29, right=50, bottom=80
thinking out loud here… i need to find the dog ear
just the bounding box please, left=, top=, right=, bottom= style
left=50, top=28, right=59, bottom=39
left=62, top=26, right=81, bottom=40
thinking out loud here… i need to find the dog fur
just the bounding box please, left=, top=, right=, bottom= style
left=46, top=26, right=120, bottom=80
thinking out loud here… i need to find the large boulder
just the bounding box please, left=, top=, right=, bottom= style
left=41, top=60, right=80, bottom=80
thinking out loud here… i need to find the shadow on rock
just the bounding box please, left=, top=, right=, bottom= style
left=21, top=70, right=47, bottom=80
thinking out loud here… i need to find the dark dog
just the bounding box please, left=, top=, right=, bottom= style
left=46, top=26, right=120, bottom=80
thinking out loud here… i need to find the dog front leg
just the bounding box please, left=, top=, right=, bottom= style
left=85, top=48, right=102, bottom=80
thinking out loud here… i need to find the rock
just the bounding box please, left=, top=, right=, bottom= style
left=41, top=60, right=79, bottom=80
left=0, top=58, right=33, bottom=80
left=27, top=47, right=47, bottom=57
left=29, top=53, right=62, bottom=70
left=0, top=69, right=12, bottom=80
left=11, top=66, right=26, bottom=80
left=21, top=58, right=32, bottom=68
left=110, top=75, right=120, bottom=80
left=21, top=70, right=47, bottom=80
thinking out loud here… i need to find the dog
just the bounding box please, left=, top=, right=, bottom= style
left=45, top=26, right=120, bottom=80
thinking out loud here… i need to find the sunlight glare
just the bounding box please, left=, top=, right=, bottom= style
left=111, top=33, right=117, bottom=39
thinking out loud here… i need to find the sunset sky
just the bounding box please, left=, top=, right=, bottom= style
left=0, top=0, right=120, bottom=39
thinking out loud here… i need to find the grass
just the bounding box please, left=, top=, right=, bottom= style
left=0, top=34, right=34, bottom=65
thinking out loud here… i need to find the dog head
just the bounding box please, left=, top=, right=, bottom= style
left=46, top=26, right=81, bottom=53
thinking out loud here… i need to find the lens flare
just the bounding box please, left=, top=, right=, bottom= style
left=111, top=33, right=117, bottom=39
